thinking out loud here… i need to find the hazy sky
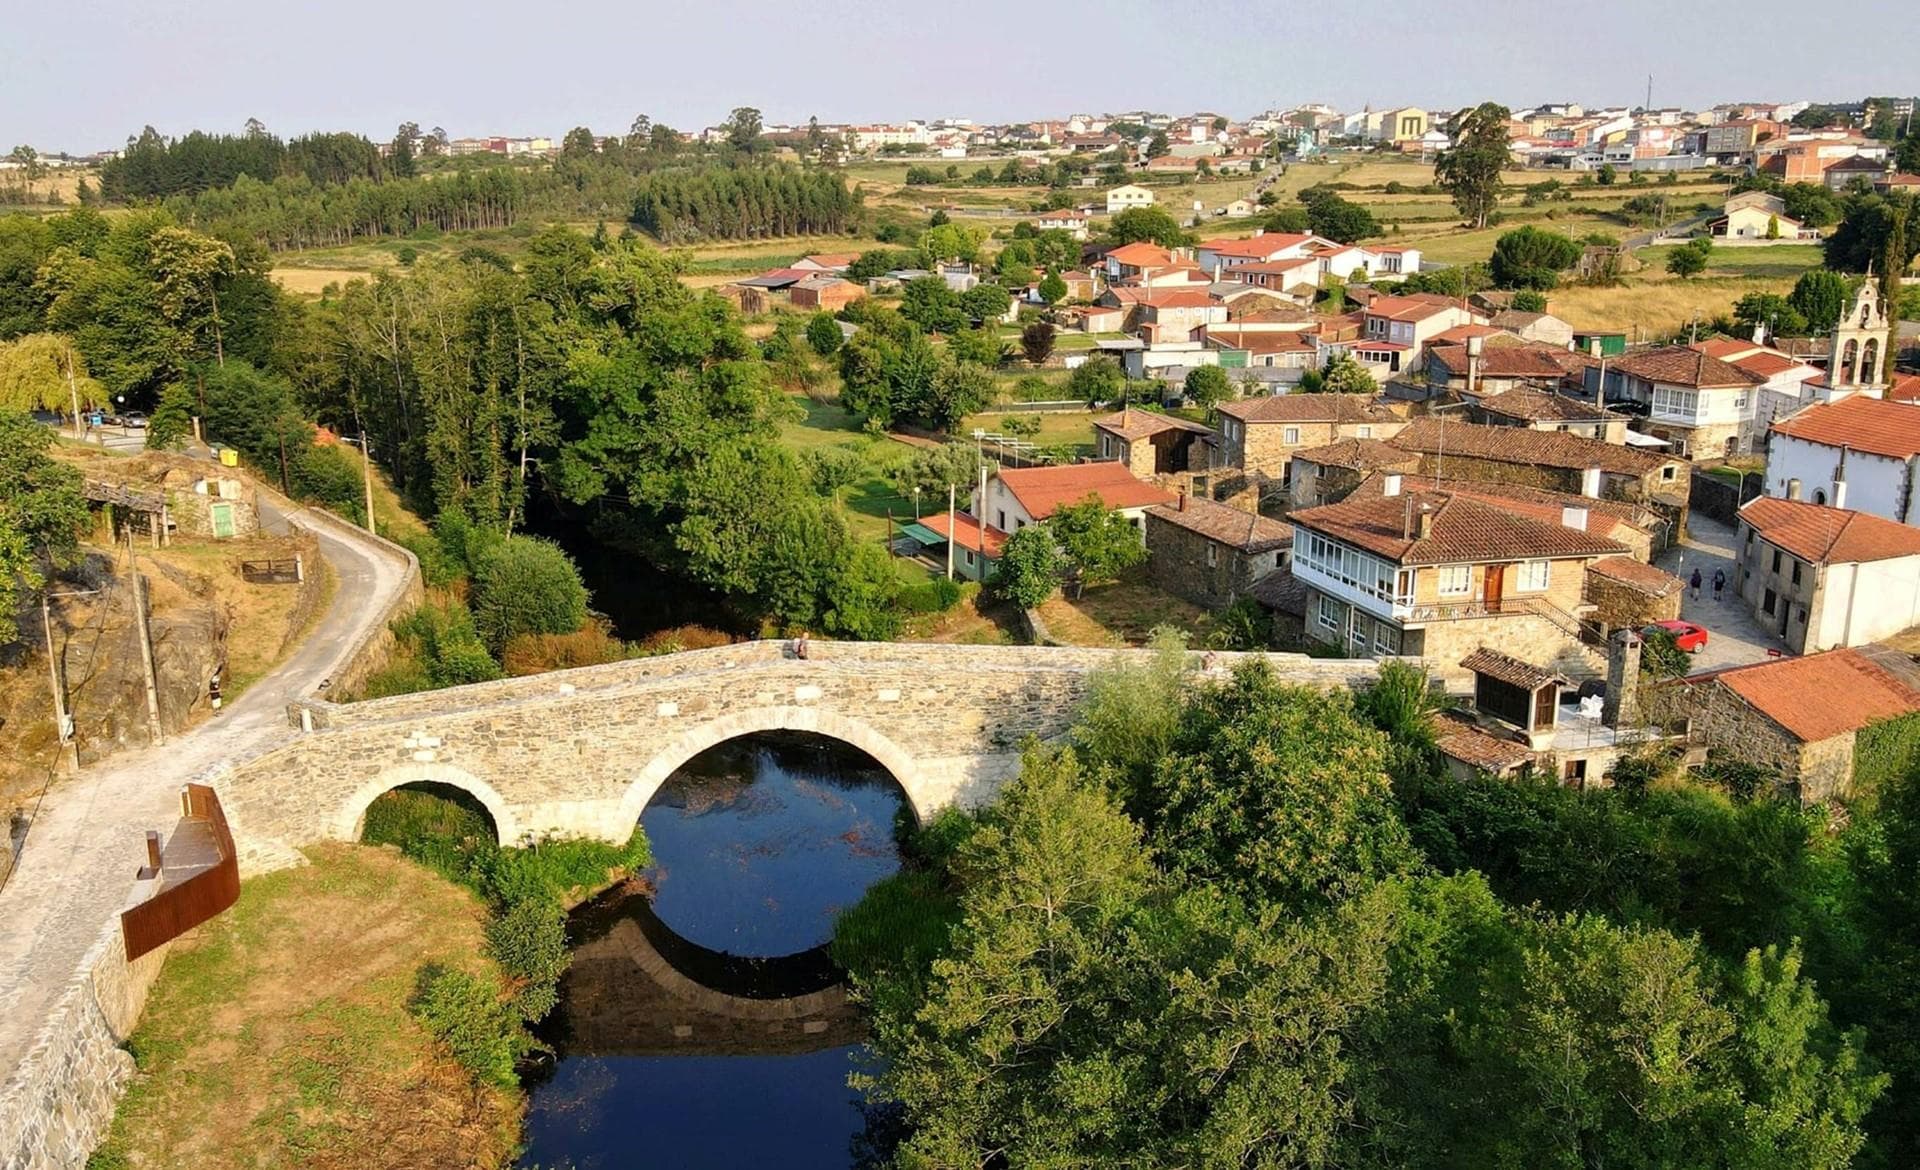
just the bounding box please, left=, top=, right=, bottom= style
left=3, top=0, right=1914, bottom=151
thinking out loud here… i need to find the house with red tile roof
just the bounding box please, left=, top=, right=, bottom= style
left=1590, top=345, right=1768, bottom=458
left=1288, top=478, right=1623, bottom=685
left=1765, top=395, right=1920, bottom=526
left=1735, top=495, right=1920, bottom=652
left=1195, top=232, right=1327, bottom=275
left=976, top=462, right=1175, bottom=535
left=1665, top=647, right=1920, bottom=800
left=910, top=509, right=1007, bottom=583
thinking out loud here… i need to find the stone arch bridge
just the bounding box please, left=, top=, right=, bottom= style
left=210, top=641, right=1387, bottom=875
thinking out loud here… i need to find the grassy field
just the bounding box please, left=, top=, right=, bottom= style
left=777, top=394, right=936, bottom=582
left=91, top=845, right=520, bottom=1170
left=1037, top=569, right=1214, bottom=647
left=962, top=407, right=1101, bottom=457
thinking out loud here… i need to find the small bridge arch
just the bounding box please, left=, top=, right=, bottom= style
left=335, top=761, right=522, bottom=847
left=612, top=704, right=932, bottom=833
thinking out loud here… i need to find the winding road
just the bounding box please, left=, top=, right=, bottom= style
left=0, top=494, right=412, bottom=1089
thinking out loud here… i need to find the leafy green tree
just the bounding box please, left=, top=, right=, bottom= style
left=1105, top=206, right=1192, bottom=248
left=724, top=106, right=765, bottom=154
left=1734, top=292, right=1809, bottom=339
left=900, top=275, right=967, bottom=333
left=1068, top=353, right=1125, bottom=406
left=945, top=326, right=1005, bottom=368
left=923, top=359, right=996, bottom=431
left=1147, top=661, right=1417, bottom=909
left=1490, top=225, right=1584, bottom=289
left=0, top=333, right=100, bottom=424
left=1667, top=236, right=1713, bottom=280
left=1597, top=163, right=1618, bottom=185
left=469, top=536, right=589, bottom=651
left=1322, top=352, right=1378, bottom=395
left=1511, top=289, right=1549, bottom=313
left=918, top=222, right=984, bottom=267
left=960, top=282, right=1012, bottom=325
left=821, top=541, right=901, bottom=639
left=0, top=410, right=88, bottom=642
left=1435, top=102, right=1512, bottom=229
left=1047, top=495, right=1145, bottom=597
left=1037, top=270, right=1068, bottom=305
left=1824, top=192, right=1920, bottom=273
left=1182, top=364, right=1233, bottom=413
left=1304, top=192, right=1380, bottom=243
left=1265, top=205, right=1311, bottom=233
left=1147, top=130, right=1170, bottom=157
left=1790, top=269, right=1854, bottom=333
left=996, top=524, right=1063, bottom=606
left=1020, top=320, right=1056, bottom=365
left=805, top=311, right=842, bottom=356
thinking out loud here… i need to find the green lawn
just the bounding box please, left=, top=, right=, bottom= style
left=1634, top=243, right=1825, bottom=279
left=776, top=394, right=933, bottom=581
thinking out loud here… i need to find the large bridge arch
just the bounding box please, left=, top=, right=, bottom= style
left=612, top=705, right=933, bottom=832
left=334, top=761, right=521, bottom=846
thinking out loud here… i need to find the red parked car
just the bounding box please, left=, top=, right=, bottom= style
left=1648, top=620, right=1709, bottom=653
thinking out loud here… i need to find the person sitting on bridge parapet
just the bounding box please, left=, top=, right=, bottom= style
left=793, top=630, right=811, bottom=660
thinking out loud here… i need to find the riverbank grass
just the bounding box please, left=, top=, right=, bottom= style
left=88, top=844, right=520, bottom=1170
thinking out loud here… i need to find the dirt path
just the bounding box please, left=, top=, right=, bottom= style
left=0, top=494, right=413, bottom=1087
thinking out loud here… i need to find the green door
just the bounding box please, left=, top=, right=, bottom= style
left=210, top=502, right=235, bottom=539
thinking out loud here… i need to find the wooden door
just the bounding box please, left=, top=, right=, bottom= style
left=1483, top=564, right=1504, bottom=610
left=210, top=503, right=235, bottom=539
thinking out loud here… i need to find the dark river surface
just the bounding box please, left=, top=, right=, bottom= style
left=517, top=733, right=905, bottom=1169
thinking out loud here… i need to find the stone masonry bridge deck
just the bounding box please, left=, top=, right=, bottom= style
left=212, top=641, right=1390, bottom=874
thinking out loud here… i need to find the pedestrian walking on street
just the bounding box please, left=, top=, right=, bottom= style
left=1712, top=569, right=1726, bottom=603
left=1690, top=568, right=1702, bottom=600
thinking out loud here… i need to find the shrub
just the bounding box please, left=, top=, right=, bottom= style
left=485, top=898, right=570, bottom=1022
left=474, top=831, right=653, bottom=908
left=290, top=444, right=367, bottom=523
left=500, top=620, right=636, bottom=675
left=806, top=311, right=843, bottom=356
left=411, top=965, right=526, bottom=1087
left=392, top=600, right=503, bottom=688
left=470, top=536, right=589, bottom=651
left=900, top=576, right=965, bottom=614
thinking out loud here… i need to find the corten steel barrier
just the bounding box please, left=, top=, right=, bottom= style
left=120, top=784, right=240, bottom=962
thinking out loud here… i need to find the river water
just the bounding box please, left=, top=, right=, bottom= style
left=517, top=734, right=904, bottom=1169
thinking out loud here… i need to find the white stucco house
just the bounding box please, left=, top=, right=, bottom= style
left=1765, top=395, right=1920, bottom=525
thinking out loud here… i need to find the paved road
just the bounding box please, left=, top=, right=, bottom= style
left=1656, top=512, right=1788, bottom=674
left=0, top=495, right=410, bottom=1084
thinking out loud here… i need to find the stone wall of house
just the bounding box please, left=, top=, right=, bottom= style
left=165, top=478, right=258, bottom=540
left=1415, top=613, right=1605, bottom=690
left=1676, top=677, right=1854, bottom=800
left=217, top=641, right=1389, bottom=877
left=1144, top=514, right=1277, bottom=611
left=0, top=905, right=169, bottom=1170
left=1583, top=573, right=1682, bottom=631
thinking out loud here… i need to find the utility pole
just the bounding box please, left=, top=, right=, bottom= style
left=129, top=532, right=164, bottom=745
left=277, top=431, right=290, bottom=495
left=946, top=484, right=956, bottom=581
left=41, top=596, right=75, bottom=772
left=360, top=430, right=378, bottom=538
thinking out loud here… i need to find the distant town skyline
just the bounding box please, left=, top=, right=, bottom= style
left=2, top=0, right=1915, bottom=152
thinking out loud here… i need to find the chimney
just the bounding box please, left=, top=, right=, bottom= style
left=1382, top=472, right=1403, bottom=498
left=1177, top=487, right=1188, bottom=512
left=1253, top=227, right=1264, bottom=237
left=1832, top=479, right=1848, bottom=510
left=1580, top=466, right=1603, bottom=498
left=1603, top=628, right=1642, bottom=729
left=1786, top=477, right=1802, bottom=501
left=1588, top=337, right=1603, bottom=358
left=1416, top=505, right=1434, bottom=539
left=1561, top=505, right=1589, bottom=530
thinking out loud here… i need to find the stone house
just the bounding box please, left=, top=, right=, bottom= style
left=1487, top=309, right=1575, bottom=348
left=1288, top=479, right=1622, bottom=688
left=1286, top=439, right=1421, bottom=509
left=1764, top=395, right=1920, bottom=524
left=1093, top=409, right=1216, bottom=478
left=1666, top=647, right=1920, bottom=801
left=1582, top=555, right=1684, bottom=633
left=788, top=275, right=865, bottom=312
left=1386, top=418, right=1690, bottom=515
left=1462, top=388, right=1626, bottom=442
left=1215, top=393, right=1406, bottom=486
left=1143, top=495, right=1293, bottom=610
left=1734, top=495, right=1920, bottom=652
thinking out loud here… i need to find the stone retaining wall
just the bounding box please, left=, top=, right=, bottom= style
left=0, top=893, right=168, bottom=1170
left=264, top=498, right=423, bottom=698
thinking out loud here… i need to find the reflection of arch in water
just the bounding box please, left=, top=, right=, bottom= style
left=337, top=762, right=517, bottom=845
left=615, top=705, right=928, bottom=831
left=550, top=883, right=863, bottom=1059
